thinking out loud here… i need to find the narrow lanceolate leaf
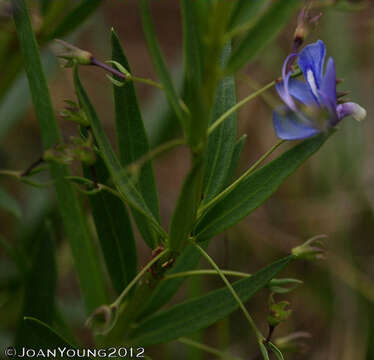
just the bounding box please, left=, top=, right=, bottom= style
left=16, top=318, right=89, bottom=359
left=203, top=43, right=237, bottom=204
left=226, top=0, right=300, bottom=74
left=15, top=223, right=57, bottom=346
left=139, top=0, right=186, bottom=129
left=138, top=241, right=208, bottom=319
left=84, top=159, right=137, bottom=295
left=12, top=0, right=107, bottom=312
left=74, top=68, right=166, bottom=240
left=129, top=256, right=293, bottom=346
left=196, top=133, right=332, bottom=241
left=224, top=134, right=247, bottom=187
left=0, top=188, right=22, bottom=218
left=111, top=30, right=160, bottom=249
left=169, top=159, right=204, bottom=252
left=228, top=0, right=268, bottom=31
left=47, top=0, right=102, bottom=40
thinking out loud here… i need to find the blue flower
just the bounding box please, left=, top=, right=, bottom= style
left=273, top=40, right=366, bottom=140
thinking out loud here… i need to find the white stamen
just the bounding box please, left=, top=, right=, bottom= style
left=351, top=103, right=367, bottom=122
left=307, top=69, right=318, bottom=98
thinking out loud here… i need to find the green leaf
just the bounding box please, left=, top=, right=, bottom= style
left=268, top=342, right=285, bottom=360
left=12, top=0, right=107, bottom=312
left=226, top=0, right=299, bottom=74
left=137, top=241, right=208, bottom=319
left=0, top=188, right=22, bottom=218
left=223, top=134, right=247, bottom=187
left=203, top=43, right=237, bottom=204
left=111, top=30, right=160, bottom=249
left=16, top=317, right=89, bottom=359
left=196, top=133, right=332, bottom=241
left=139, top=0, right=186, bottom=129
left=83, top=159, right=137, bottom=295
left=74, top=67, right=166, bottom=241
left=228, top=0, right=268, bottom=31
left=47, top=0, right=102, bottom=40
left=169, top=160, right=204, bottom=251
left=129, top=256, right=293, bottom=346
left=15, top=223, right=57, bottom=346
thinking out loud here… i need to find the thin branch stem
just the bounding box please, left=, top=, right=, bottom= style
left=111, top=248, right=169, bottom=308
left=179, top=337, right=242, bottom=360
left=191, top=241, right=264, bottom=343
left=207, top=80, right=276, bottom=136
left=164, top=269, right=252, bottom=280
left=198, top=139, right=285, bottom=217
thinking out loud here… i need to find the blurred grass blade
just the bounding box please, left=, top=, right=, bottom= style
left=226, top=0, right=299, bottom=74
left=83, top=159, right=137, bottom=295
left=16, top=317, right=89, bottom=359
left=74, top=68, right=166, bottom=240
left=203, top=43, right=237, bottom=204
left=111, top=30, right=160, bottom=248
left=15, top=223, right=57, bottom=346
left=228, top=0, right=268, bottom=31
left=196, top=133, right=332, bottom=241
left=47, top=0, right=102, bottom=40
left=224, top=134, right=247, bottom=187
left=138, top=241, right=208, bottom=319
left=129, top=256, right=293, bottom=346
left=0, top=187, right=22, bottom=218
left=139, top=0, right=186, bottom=129
left=12, top=0, right=107, bottom=312
left=169, top=160, right=204, bottom=252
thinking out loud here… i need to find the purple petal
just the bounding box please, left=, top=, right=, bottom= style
left=273, top=106, right=321, bottom=140
left=336, top=102, right=367, bottom=121
left=298, top=40, right=326, bottom=91
left=320, top=57, right=337, bottom=106
left=276, top=53, right=298, bottom=110
left=288, top=79, right=319, bottom=106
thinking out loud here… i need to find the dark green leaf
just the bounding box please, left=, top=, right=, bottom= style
left=169, top=160, right=204, bottom=252
left=224, top=134, right=247, bottom=187
left=0, top=188, right=22, bottom=218
left=228, top=0, right=268, bottom=31
left=47, top=0, right=102, bottom=40
left=12, top=0, right=107, bottom=312
left=15, top=223, right=57, bottom=346
left=196, top=134, right=332, bottom=241
left=226, top=0, right=299, bottom=74
left=84, top=159, right=137, bottom=295
left=203, top=43, right=237, bottom=204
left=129, top=256, right=293, bottom=346
left=139, top=0, right=186, bottom=129
left=74, top=68, right=166, bottom=240
left=16, top=317, right=89, bottom=359
left=111, top=30, right=160, bottom=248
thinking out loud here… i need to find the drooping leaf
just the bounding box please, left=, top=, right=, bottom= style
left=169, top=159, right=204, bottom=252
left=15, top=223, right=57, bottom=346
left=0, top=188, right=22, bottom=218
left=74, top=67, right=166, bottom=241
left=129, top=256, right=293, bottom=346
left=83, top=158, right=137, bottom=295
left=226, top=0, right=299, bottom=74
left=203, top=43, right=237, bottom=204
left=196, top=133, right=332, bottom=241
left=12, top=0, right=107, bottom=312
left=111, top=30, right=160, bottom=249
left=139, top=0, right=186, bottom=130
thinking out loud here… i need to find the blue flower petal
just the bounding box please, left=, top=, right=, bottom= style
left=320, top=57, right=337, bottom=106
left=288, top=79, right=319, bottom=106
left=298, top=40, right=326, bottom=91
left=273, top=106, right=321, bottom=140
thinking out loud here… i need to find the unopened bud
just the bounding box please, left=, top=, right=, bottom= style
left=267, top=294, right=292, bottom=328
left=292, top=235, right=327, bottom=260
left=54, top=39, right=92, bottom=67
left=59, top=100, right=90, bottom=126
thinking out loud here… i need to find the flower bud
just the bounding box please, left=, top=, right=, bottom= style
left=54, top=39, right=92, bottom=67
left=292, top=235, right=327, bottom=260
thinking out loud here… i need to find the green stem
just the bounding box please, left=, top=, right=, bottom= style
left=191, top=241, right=264, bottom=343
left=111, top=248, right=169, bottom=309
left=198, top=139, right=285, bottom=217
left=165, top=269, right=252, bottom=280
left=207, top=80, right=276, bottom=136
left=179, top=337, right=242, bottom=360
left=132, top=76, right=163, bottom=89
